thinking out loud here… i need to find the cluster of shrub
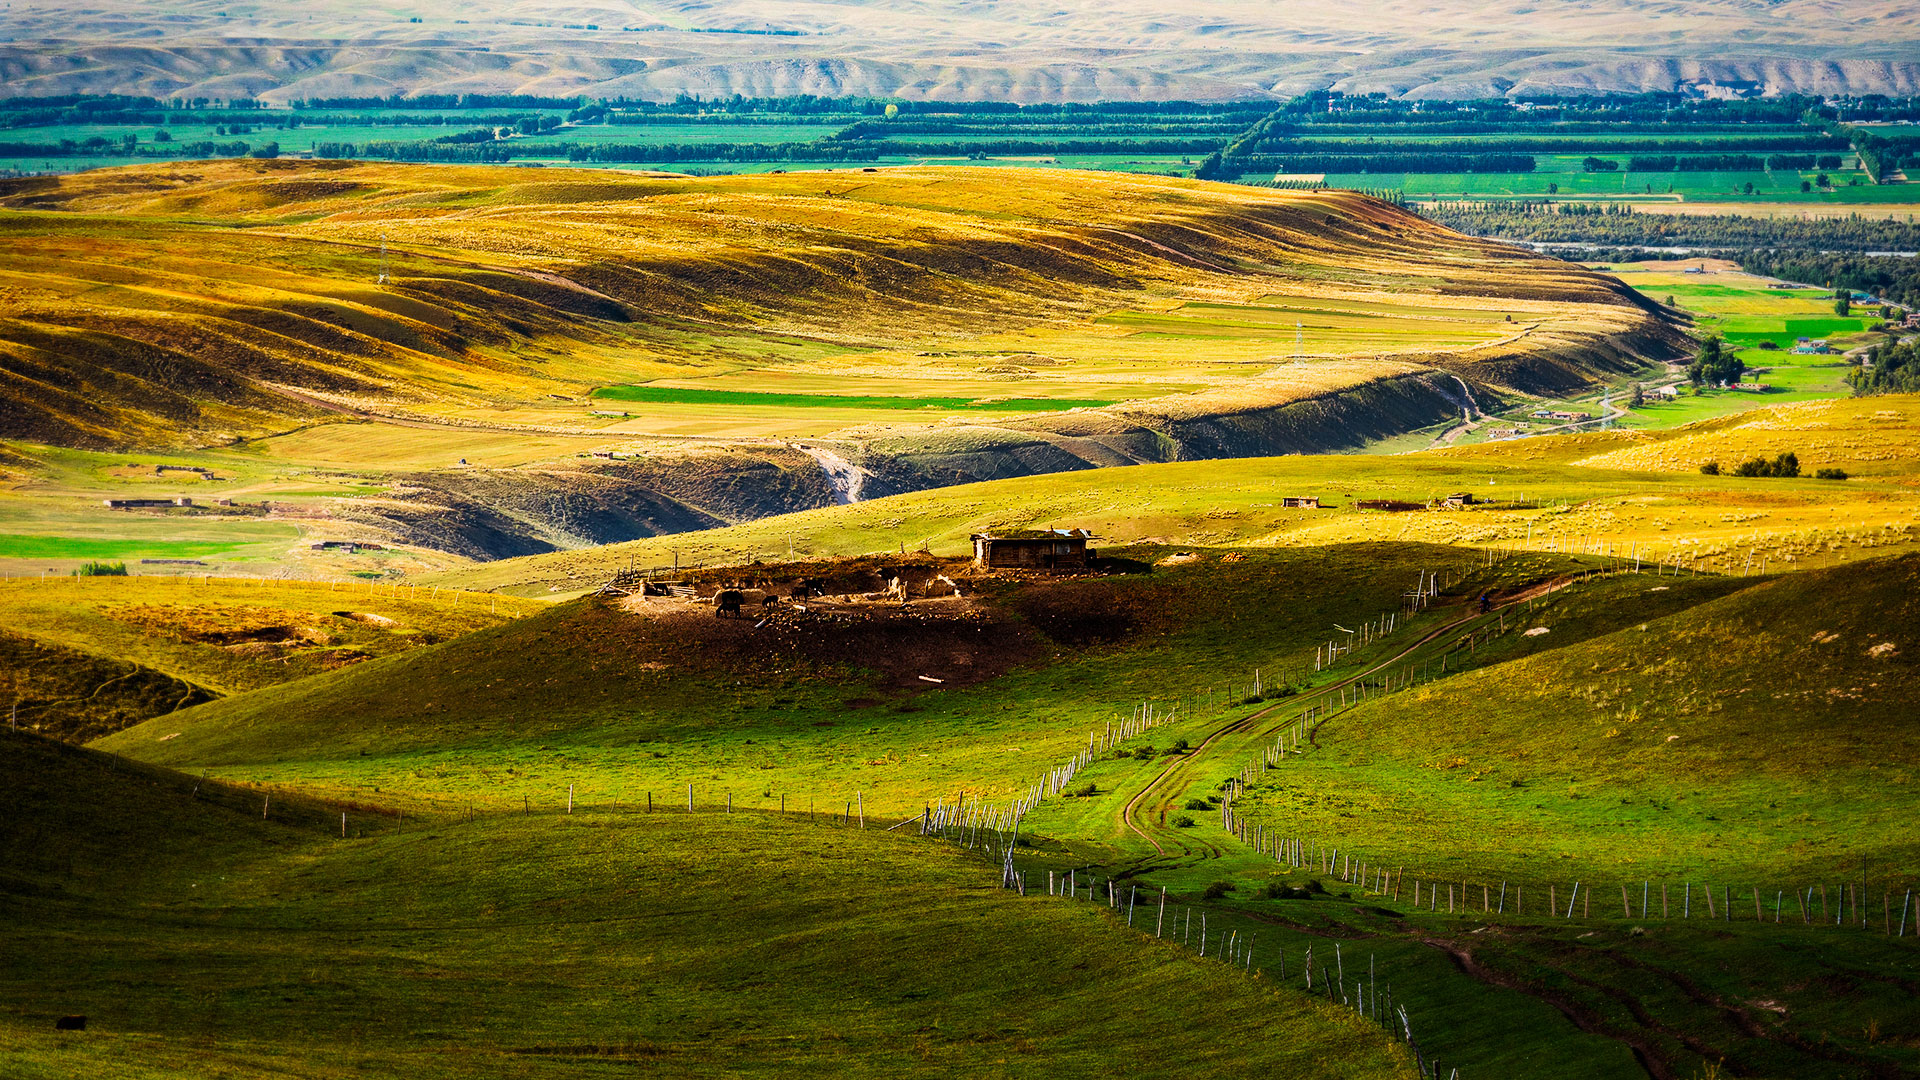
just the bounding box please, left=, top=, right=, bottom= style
left=1268, top=90, right=1859, bottom=128
left=861, top=137, right=1225, bottom=156
left=1169, top=792, right=1217, bottom=828
left=1251, top=136, right=1842, bottom=156
left=1740, top=252, right=1920, bottom=311
left=0, top=136, right=271, bottom=159
left=572, top=95, right=1268, bottom=120
left=314, top=141, right=510, bottom=162
left=1187, top=879, right=1333, bottom=901
left=1700, top=453, right=1848, bottom=480
left=565, top=141, right=880, bottom=164
left=1837, top=124, right=1920, bottom=181
left=830, top=117, right=1252, bottom=139
left=1687, top=337, right=1745, bottom=387
left=73, top=561, right=128, bottom=577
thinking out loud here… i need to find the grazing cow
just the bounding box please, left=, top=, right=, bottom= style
left=715, top=590, right=744, bottom=618
left=55, top=1015, right=85, bottom=1031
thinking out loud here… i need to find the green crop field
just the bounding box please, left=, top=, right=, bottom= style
left=590, top=385, right=1119, bottom=411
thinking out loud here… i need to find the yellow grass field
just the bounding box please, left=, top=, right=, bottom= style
left=0, top=160, right=1676, bottom=457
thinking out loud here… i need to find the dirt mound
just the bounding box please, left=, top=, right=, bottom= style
left=614, top=594, right=1038, bottom=692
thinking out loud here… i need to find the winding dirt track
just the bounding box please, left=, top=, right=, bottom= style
left=1113, top=578, right=1565, bottom=871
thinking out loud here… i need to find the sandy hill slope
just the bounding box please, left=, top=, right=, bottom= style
left=0, top=0, right=1915, bottom=100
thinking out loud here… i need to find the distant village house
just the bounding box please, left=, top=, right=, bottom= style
left=971, top=529, right=1094, bottom=570
left=312, top=541, right=383, bottom=553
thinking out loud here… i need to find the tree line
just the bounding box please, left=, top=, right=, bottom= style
left=1421, top=203, right=1920, bottom=254
left=830, top=118, right=1248, bottom=139
left=1226, top=152, right=1538, bottom=174
left=1625, top=153, right=1845, bottom=172
left=1246, top=136, right=1843, bottom=156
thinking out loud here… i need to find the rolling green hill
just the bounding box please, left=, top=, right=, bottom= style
left=1224, top=553, right=1920, bottom=881
left=0, top=727, right=1414, bottom=1080
left=81, top=539, right=1920, bottom=1078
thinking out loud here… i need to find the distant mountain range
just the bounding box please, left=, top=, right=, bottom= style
left=2, top=0, right=1917, bottom=102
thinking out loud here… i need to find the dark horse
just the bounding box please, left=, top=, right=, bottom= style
left=715, top=590, right=745, bottom=618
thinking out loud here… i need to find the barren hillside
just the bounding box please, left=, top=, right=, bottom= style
left=0, top=0, right=1915, bottom=102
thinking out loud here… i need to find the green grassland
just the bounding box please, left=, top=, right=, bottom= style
left=68, top=538, right=1920, bottom=1077
left=1226, top=558, right=1919, bottom=879
left=0, top=576, right=536, bottom=694
left=95, top=544, right=1460, bottom=798
left=0, top=732, right=1412, bottom=1080
left=1455, top=265, right=1888, bottom=441
left=8, top=101, right=1920, bottom=1080
left=0, top=159, right=1677, bottom=570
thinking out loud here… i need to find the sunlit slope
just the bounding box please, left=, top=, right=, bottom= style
left=0, top=577, right=537, bottom=741
left=98, top=543, right=1464, bottom=799
left=0, top=160, right=1676, bottom=450
left=1242, top=553, right=1920, bottom=881
left=430, top=395, right=1920, bottom=596
left=0, top=729, right=1414, bottom=1080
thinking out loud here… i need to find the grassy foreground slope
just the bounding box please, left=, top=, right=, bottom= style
left=0, top=729, right=1412, bottom=1080
left=0, top=160, right=1671, bottom=452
